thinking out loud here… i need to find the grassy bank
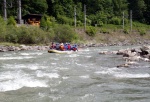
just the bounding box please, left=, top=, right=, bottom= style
left=74, top=24, right=150, bottom=45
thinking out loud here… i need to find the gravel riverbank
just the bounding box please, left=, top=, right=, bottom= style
left=0, top=41, right=150, bottom=52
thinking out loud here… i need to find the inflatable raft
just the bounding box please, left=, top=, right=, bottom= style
left=48, top=49, right=73, bottom=54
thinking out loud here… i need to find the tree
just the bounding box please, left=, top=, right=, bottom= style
left=47, top=0, right=74, bottom=18
left=22, top=0, right=48, bottom=15
left=112, top=0, right=128, bottom=16
left=87, top=0, right=113, bottom=25
left=128, top=0, right=146, bottom=23
left=143, top=0, right=150, bottom=24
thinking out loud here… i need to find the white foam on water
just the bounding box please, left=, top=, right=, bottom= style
left=36, top=70, right=60, bottom=78
left=80, top=48, right=90, bottom=52
left=26, top=64, right=47, bottom=70
left=38, top=92, right=46, bottom=98
left=85, top=55, right=92, bottom=58
left=114, top=73, right=150, bottom=78
left=95, top=67, right=150, bottom=79
left=75, top=62, right=82, bottom=66
left=55, top=67, right=69, bottom=70
left=75, top=62, right=89, bottom=68
left=27, top=64, right=47, bottom=70
left=68, top=54, right=78, bottom=57
left=3, top=64, right=27, bottom=69
left=95, top=67, right=121, bottom=75
left=20, top=53, right=30, bottom=56
left=62, top=76, right=69, bottom=79
left=80, top=94, right=95, bottom=100
left=0, top=56, right=34, bottom=60
left=3, top=53, right=12, bottom=56
left=48, top=95, right=62, bottom=101
left=51, top=63, right=57, bottom=65
left=0, top=71, right=48, bottom=92
left=0, top=71, right=14, bottom=81
left=114, top=68, right=149, bottom=79
left=3, top=64, right=47, bottom=70
left=0, top=78, right=48, bottom=92
left=79, top=75, right=90, bottom=79
left=28, top=64, right=40, bottom=70
left=22, top=52, right=43, bottom=56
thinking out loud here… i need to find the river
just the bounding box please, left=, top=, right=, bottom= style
left=0, top=46, right=150, bottom=102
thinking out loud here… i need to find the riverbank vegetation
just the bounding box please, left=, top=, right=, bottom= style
left=0, top=0, right=150, bottom=46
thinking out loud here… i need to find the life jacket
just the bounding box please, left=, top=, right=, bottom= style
left=64, top=45, right=68, bottom=50
left=56, top=44, right=59, bottom=50
left=72, top=47, right=77, bottom=51
left=68, top=45, right=71, bottom=50
left=59, top=45, right=64, bottom=51
left=50, top=44, right=55, bottom=49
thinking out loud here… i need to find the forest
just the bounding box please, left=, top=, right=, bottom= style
left=0, top=0, right=150, bottom=25
left=0, top=0, right=150, bottom=45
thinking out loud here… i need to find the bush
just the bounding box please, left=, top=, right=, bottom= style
left=123, top=28, right=129, bottom=34
left=57, top=15, right=74, bottom=25
left=54, top=25, right=78, bottom=43
left=17, top=26, right=54, bottom=44
left=0, top=16, right=7, bottom=41
left=40, top=16, right=47, bottom=29
left=100, top=28, right=109, bottom=34
left=97, top=20, right=103, bottom=27
left=7, top=16, right=16, bottom=25
left=110, top=17, right=121, bottom=25
left=86, top=26, right=96, bottom=36
left=5, top=25, right=18, bottom=43
left=40, top=15, right=56, bottom=31
left=4, top=25, right=54, bottom=44
left=76, top=20, right=83, bottom=26
left=139, top=29, right=146, bottom=36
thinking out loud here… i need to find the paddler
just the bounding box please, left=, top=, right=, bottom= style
left=50, top=42, right=56, bottom=49
left=59, top=43, right=65, bottom=51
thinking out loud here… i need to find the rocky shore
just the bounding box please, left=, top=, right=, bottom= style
left=0, top=41, right=150, bottom=52
left=0, top=45, right=50, bottom=52
left=99, top=45, right=150, bottom=67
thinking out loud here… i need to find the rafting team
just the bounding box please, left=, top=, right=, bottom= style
left=50, top=42, right=78, bottom=51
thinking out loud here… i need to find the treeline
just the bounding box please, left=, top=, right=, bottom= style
left=0, top=0, right=149, bottom=45
left=0, top=0, right=150, bottom=25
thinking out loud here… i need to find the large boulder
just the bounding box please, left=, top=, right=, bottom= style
left=140, top=45, right=150, bottom=56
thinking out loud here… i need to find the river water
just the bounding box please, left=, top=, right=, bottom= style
left=0, top=46, right=150, bottom=102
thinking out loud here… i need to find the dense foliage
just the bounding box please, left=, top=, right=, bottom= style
left=0, top=0, right=149, bottom=44
left=0, top=16, right=79, bottom=44
left=0, top=0, right=149, bottom=25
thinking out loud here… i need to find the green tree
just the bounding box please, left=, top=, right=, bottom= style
left=22, top=0, right=48, bottom=15
left=128, top=0, right=146, bottom=23
left=112, top=0, right=128, bottom=16
left=87, top=0, right=113, bottom=25
left=40, top=14, right=56, bottom=31
left=143, top=0, right=150, bottom=24
left=48, top=0, right=74, bottom=18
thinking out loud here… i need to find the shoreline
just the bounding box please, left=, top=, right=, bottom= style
left=0, top=42, right=150, bottom=52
